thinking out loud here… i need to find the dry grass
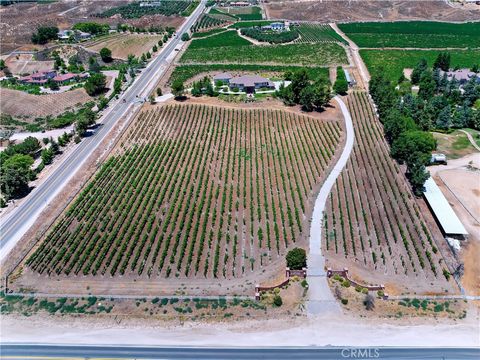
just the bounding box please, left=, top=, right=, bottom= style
left=87, top=34, right=164, bottom=60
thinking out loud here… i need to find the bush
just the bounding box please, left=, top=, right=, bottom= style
left=341, top=280, right=351, bottom=288
left=286, top=247, right=306, bottom=270
left=341, top=299, right=348, bottom=305
left=301, top=279, right=308, bottom=288
left=273, top=294, right=283, bottom=307
left=100, top=47, right=113, bottom=63
left=377, top=290, right=384, bottom=298
left=181, top=33, right=190, bottom=41
left=84, top=73, right=106, bottom=96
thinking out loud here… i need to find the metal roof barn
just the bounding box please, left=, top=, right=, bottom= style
left=423, top=177, right=468, bottom=236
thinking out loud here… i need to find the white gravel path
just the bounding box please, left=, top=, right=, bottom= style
left=306, top=95, right=355, bottom=316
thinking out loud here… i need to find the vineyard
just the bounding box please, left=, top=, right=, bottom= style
left=323, top=92, right=448, bottom=287
left=97, top=1, right=193, bottom=19
left=338, top=21, right=480, bottom=49
left=293, top=24, right=347, bottom=44
left=26, top=104, right=344, bottom=280
left=191, top=14, right=229, bottom=33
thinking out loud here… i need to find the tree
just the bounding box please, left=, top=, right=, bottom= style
left=312, top=78, right=331, bottom=110
left=0, top=59, right=5, bottom=70
left=99, top=47, right=112, bottom=63
left=383, top=111, right=417, bottom=143
left=277, top=83, right=296, bottom=106
left=84, top=73, right=106, bottom=96
left=418, top=70, right=436, bottom=101
left=31, top=26, right=59, bottom=44
left=273, top=295, right=283, bottom=307
left=452, top=104, right=472, bottom=128
left=436, top=105, right=452, bottom=130
left=146, top=51, right=151, bottom=59
left=433, top=52, right=451, bottom=71
left=411, top=58, right=428, bottom=85
left=299, top=86, right=315, bottom=112
left=181, top=33, right=190, bottom=41
left=149, top=94, right=155, bottom=104
left=462, top=77, right=480, bottom=107
left=391, top=131, right=436, bottom=165
left=171, top=79, right=185, bottom=99
left=407, top=153, right=430, bottom=196
left=333, top=77, right=348, bottom=95
left=152, top=45, right=158, bottom=52
left=363, top=294, right=375, bottom=310
left=286, top=247, right=307, bottom=270
left=41, top=148, right=54, bottom=165
left=156, top=87, right=162, bottom=96
left=0, top=154, right=35, bottom=201
left=290, top=69, right=310, bottom=103
left=46, top=78, right=59, bottom=91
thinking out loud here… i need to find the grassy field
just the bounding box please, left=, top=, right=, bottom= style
left=227, top=6, right=263, bottom=20
left=229, top=20, right=276, bottom=29
left=25, top=104, right=343, bottom=279
left=182, top=35, right=348, bottom=66
left=170, top=64, right=329, bottom=85
left=433, top=130, right=477, bottom=159
left=339, top=21, right=480, bottom=48
left=192, top=28, right=228, bottom=38
left=360, top=49, right=480, bottom=82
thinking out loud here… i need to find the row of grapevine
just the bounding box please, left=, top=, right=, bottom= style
left=323, top=91, right=445, bottom=282
left=27, top=104, right=343, bottom=280
left=191, top=14, right=229, bottom=33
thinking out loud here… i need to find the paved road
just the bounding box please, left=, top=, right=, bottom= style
left=307, top=96, right=355, bottom=316
left=1, top=344, right=479, bottom=359
left=0, top=0, right=206, bottom=261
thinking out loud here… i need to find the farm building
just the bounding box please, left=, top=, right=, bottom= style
left=213, top=72, right=233, bottom=84
left=344, top=69, right=356, bottom=86
left=423, top=177, right=468, bottom=238
left=19, top=70, right=88, bottom=85
left=229, top=74, right=274, bottom=93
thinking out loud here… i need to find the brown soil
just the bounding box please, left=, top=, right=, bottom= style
left=265, top=0, right=480, bottom=22
left=87, top=34, right=165, bottom=60
left=0, top=0, right=183, bottom=55
left=0, top=87, right=92, bottom=120
left=4, top=54, right=54, bottom=76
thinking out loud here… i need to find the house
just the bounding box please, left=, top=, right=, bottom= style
left=261, top=22, right=285, bottom=31
left=229, top=75, right=274, bottom=93
left=440, top=69, right=479, bottom=84
left=52, top=72, right=89, bottom=84
left=75, top=31, right=92, bottom=41
left=58, top=29, right=74, bottom=40
left=213, top=72, right=232, bottom=84
left=19, top=70, right=57, bottom=85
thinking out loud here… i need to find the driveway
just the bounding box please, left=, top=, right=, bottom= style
left=306, top=95, right=355, bottom=316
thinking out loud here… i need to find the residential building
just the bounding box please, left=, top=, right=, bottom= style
left=213, top=72, right=233, bottom=84
left=229, top=74, right=274, bottom=93
left=440, top=69, right=480, bottom=84
left=261, top=22, right=285, bottom=31
left=19, top=70, right=57, bottom=85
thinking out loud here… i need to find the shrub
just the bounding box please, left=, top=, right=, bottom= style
left=286, top=247, right=306, bottom=270
left=301, top=279, right=308, bottom=288
left=273, top=294, right=283, bottom=307
left=341, top=279, right=351, bottom=288
left=377, top=290, right=384, bottom=298
left=341, top=298, right=348, bottom=305
left=100, top=47, right=113, bottom=63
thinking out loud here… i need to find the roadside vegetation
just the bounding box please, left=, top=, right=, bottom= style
left=96, top=1, right=195, bottom=18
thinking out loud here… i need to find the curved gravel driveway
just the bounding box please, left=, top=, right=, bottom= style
left=307, top=95, right=355, bottom=316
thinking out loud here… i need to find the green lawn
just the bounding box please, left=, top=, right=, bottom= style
left=170, top=64, right=329, bottom=85
left=181, top=42, right=348, bottom=66
left=360, top=49, right=480, bottom=82
left=339, top=21, right=480, bottom=48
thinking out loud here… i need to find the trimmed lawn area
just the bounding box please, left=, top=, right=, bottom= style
left=339, top=21, right=480, bottom=48
left=360, top=49, right=480, bottom=82
left=433, top=130, right=476, bottom=159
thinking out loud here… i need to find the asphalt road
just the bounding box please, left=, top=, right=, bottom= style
left=0, top=0, right=206, bottom=260
left=1, top=344, right=479, bottom=359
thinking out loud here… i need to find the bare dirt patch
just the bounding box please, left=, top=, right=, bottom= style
left=87, top=34, right=164, bottom=60
left=265, top=0, right=480, bottom=22
left=3, top=54, right=54, bottom=76
left=0, top=88, right=92, bottom=120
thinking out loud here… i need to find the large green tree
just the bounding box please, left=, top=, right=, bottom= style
left=391, top=130, right=436, bottom=165
left=84, top=73, right=106, bottom=96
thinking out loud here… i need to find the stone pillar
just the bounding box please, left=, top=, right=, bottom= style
left=285, top=267, right=290, bottom=278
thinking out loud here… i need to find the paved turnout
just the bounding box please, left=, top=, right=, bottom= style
left=0, top=0, right=206, bottom=261
left=307, top=96, right=355, bottom=316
